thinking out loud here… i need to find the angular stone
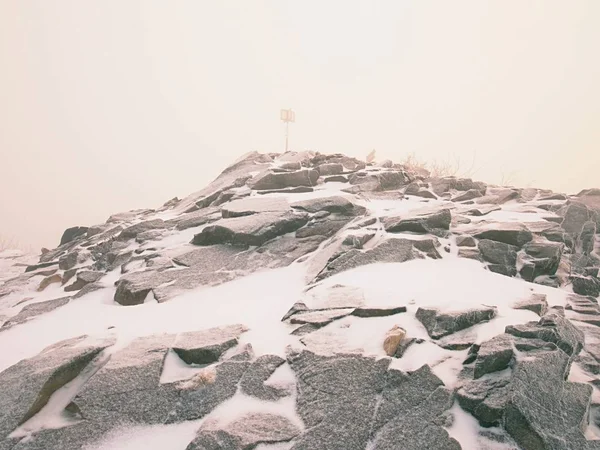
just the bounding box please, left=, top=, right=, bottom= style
left=457, top=375, right=512, bottom=426
left=119, top=219, right=167, bottom=240
left=478, top=239, right=518, bottom=267
left=239, top=355, right=288, bottom=401
left=251, top=169, right=319, bottom=191
left=472, top=224, right=533, bottom=247
left=456, top=235, right=477, bottom=247
left=187, top=413, right=301, bottom=450
left=191, top=212, right=309, bottom=247
left=514, top=293, right=548, bottom=316
left=351, top=305, right=407, bottom=318
left=58, top=252, right=79, bottom=270
left=221, top=197, right=290, bottom=218
left=452, top=189, right=483, bottom=202
left=290, top=308, right=355, bottom=327
left=174, top=208, right=221, bottom=231
left=63, top=271, right=104, bottom=292
left=324, top=175, right=348, bottom=183
left=416, top=306, right=497, bottom=339
left=317, top=163, right=344, bottom=176
left=571, top=276, right=600, bottom=297
left=59, top=226, right=88, bottom=246
left=287, top=350, right=389, bottom=450
left=383, top=325, right=406, bottom=356
left=172, top=324, right=248, bottom=365
left=581, top=221, right=597, bottom=256
left=37, top=273, right=62, bottom=291
left=474, top=334, right=514, bottom=378
left=383, top=209, right=451, bottom=234
left=292, top=196, right=366, bottom=216
left=0, top=336, right=111, bottom=441
left=1, top=297, right=70, bottom=331
left=560, top=202, right=594, bottom=234
left=505, top=310, right=584, bottom=356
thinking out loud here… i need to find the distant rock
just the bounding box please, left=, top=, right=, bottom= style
left=59, top=226, right=89, bottom=246
left=383, top=209, right=451, bottom=235
left=471, top=223, right=533, bottom=247
left=251, top=169, right=319, bottom=191
left=292, top=196, right=366, bottom=216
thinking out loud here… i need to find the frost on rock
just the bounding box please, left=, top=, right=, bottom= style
left=2, top=151, right=600, bottom=449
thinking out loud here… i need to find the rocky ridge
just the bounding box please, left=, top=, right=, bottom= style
left=0, top=151, right=599, bottom=449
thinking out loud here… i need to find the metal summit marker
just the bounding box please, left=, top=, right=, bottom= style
left=280, top=109, right=295, bottom=152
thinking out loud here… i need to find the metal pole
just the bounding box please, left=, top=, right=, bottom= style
left=285, top=121, right=289, bottom=152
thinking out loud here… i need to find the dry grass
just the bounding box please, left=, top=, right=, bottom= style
left=400, top=152, right=479, bottom=179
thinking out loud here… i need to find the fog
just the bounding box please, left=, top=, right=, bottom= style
left=1, top=1, right=599, bottom=250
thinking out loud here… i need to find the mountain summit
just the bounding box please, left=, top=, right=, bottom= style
left=1, top=151, right=600, bottom=450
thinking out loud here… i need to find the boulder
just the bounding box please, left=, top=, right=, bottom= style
left=580, top=221, right=597, bottom=255
left=251, top=169, right=319, bottom=191
left=383, top=209, right=451, bottom=235
left=571, top=276, right=600, bottom=298
left=1, top=297, right=70, bottom=331
left=317, top=163, right=344, bottom=176
left=292, top=196, right=366, bottom=216
left=478, top=239, right=518, bottom=274
left=58, top=252, right=79, bottom=270
left=0, top=336, right=111, bottom=442
left=351, top=305, right=407, bottom=318
left=191, top=212, right=309, bottom=247
left=415, top=306, right=497, bottom=339
left=172, top=324, right=248, bottom=365
left=221, top=197, right=290, bottom=219
left=560, top=202, right=595, bottom=235
left=452, top=189, right=483, bottom=202
left=37, top=273, right=62, bottom=291
left=187, top=413, right=301, bottom=450
left=59, top=226, right=88, bottom=246
left=472, top=224, right=533, bottom=248
left=63, top=271, right=104, bottom=292
left=324, top=175, right=349, bottom=183
left=119, top=219, right=167, bottom=240
left=456, top=235, right=477, bottom=247
left=239, top=355, right=289, bottom=401
left=473, top=334, right=514, bottom=378
left=513, top=293, right=548, bottom=316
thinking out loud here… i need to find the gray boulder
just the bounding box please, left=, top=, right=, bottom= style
left=292, top=196, right=366, bottom=216
left=514, top=293, right=548, bottom=316
left=317, top=163, right=344, bottom=176
left=0, top=336, right=112, bottom=442
left=416, top=306, right=497, bottom=339
left=172, top=324, right=248, bottom=365
left=191, top=211, right=309, bottom=247
left=187, top=413, right=301, bottom=450
left=221, top=197, right=290, bottom=219
left=251, top=169, right=319, bottom=191
left=59, top=226, right=88, bottom=246
left=571, top=276, right=600, bottom=298
left=472, top=224, right=533, bottom=248
left=119, top=219, right=167, bottom=240
left=239, top=355, right=288, bottom=401
left=478, top=240, right=518, bottom=275
left=383, top=209, right=451, bottom=235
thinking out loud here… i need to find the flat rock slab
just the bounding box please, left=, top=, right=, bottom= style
left=315, top=237, right=441, bottom=282
left=416, top=306, right=497, bottom=339
left=470, top=223, right=533, bottom=247
left=513, top=293, right=549, bottom=316
left=191, top=211, right=309, bottom=247
left=221, top=197, right=290, bottom=218
left=187, top=413, right=301, bottom=450
left=251, top=169, right=319, bottom=191
left=291, top=196, right=366, bottom=216
left=290, top=308, right=355, bottom=327
left=383, top=209, right=451, bottom=234
left=1, top=297, right=70, bottom=331
left=173, top=324, right=248, bottom=365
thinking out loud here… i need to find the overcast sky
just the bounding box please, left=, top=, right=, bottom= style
left=1, top=1, right=599, bottom=250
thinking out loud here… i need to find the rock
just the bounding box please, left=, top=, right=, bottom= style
left=187, top=413, right=301, bottom=450
left=415, top=306, right=497, bottom=339
left=221, top=197, right=290, bottom=218
left=317, top=163, right=344, bottom=176
left=351, top=306, right=407, bottom=318
left=59, top=226, right=88, bottom=246
left=172, top=359, right=252, bottom=422
left=64, top=271, right=104, bottom=292
left=458, top=247, right=482, bottom=261
left=560, top=202, right=594, bottom=235
left=412, top=188, right=438, bottom=199
left=174, top=208, right=221, bottom=230
left=1, top=297, right=70, bottom=331
left=315, top=237, right=441, bottom=281
left=457, top=374, right=512, bottom=426
left=456, top=235, right=477, bottom=247
left=504, top=350, right=594, bottom=450
left=172, top=324, right=248, bottom=365
left=135, top=229, right=165, bottom=243
left=383, top=325, right=406, bottom=356
left=348, top=171, right=409, bottom=192
left=431, top=177, right=483, bottom=195
left=383, top=209, right=451, bottom=235
left=505, top=310, right=584, bottom=356
left=290, top=308, right=355, bottom=327
left=287, top=350, right=389, bottom=450
left=472, top=224, right=533, bottom=247
left=58, top=252, right=79, bottom=270
left=571, top=275, right=600, bottom=297
left=37, top=273, right=62, bottom=291
left=191, top=211, right=309, bottom=247
left=0, top=336, right=111, bottom=442
left=452, top=189, right=483, bottom=202
left=341, top=233, right=375, bottom=248
left=324, top=175, right=348, bottom=183
left=580, top=221, right=597, bottom=255
left=513, top=293, right=548, bottom=316
left=474, top=334, right=514, bottom=378
left=292, top=196, right=366, bottom=216
left=371, top=365, right=461, bottom=450
left=251, top=169, right=319, bottom=191
left=281, top=302, right=309, bottom=321
left=478, top=239, right=518, bottom=269
left=114, top=276, right=156, bottom=306
left=239, top=355, right=288, bottom=401
left=119, top=219, right=167, bottom=240
left=256, top=186, right=314, bottom=195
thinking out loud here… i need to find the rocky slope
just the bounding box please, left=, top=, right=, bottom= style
left=1, top=150, right=600, bottom=450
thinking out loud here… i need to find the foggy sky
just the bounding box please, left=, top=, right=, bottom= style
left=1, top=1, right=599, bottom=250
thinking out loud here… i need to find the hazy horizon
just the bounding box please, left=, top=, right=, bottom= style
left=1, top=1, right=599, bottom=250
